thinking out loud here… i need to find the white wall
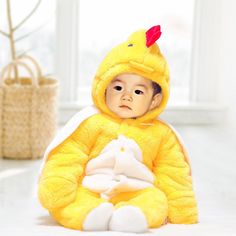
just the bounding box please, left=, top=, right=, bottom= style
left=220, top=0, right=236, bottom=129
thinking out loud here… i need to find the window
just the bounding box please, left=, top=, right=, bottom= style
left=56, top=0, right=225, bottom=124
left=0, top=0, right=56, bottom=76
left=77, top=0, right=195, bottom=105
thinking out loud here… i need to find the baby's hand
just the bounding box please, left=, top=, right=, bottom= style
left=38, top=176, right=77, bottom=210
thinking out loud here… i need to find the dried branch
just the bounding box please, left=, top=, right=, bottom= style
left=0, top=29, right=9, bottom=37
left=16, top=48, right=33, bottom=58
left=6, top=0, right=18, bottom=79
left=13, top=0, right=42, bottom=32
left=14, top=18, right=51, bottom=42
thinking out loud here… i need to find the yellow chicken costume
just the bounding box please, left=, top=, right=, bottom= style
left=38, top=25, right=198, bottom=233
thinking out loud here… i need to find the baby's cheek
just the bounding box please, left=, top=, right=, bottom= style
left=135, top=100, right=149, bottom=114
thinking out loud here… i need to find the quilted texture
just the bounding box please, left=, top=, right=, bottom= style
left=38, top=26, right=198, bottom=231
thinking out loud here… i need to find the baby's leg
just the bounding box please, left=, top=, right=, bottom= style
left=109, top=187, right=168, bottom=232
left=50, top=186, right=113, bottom=231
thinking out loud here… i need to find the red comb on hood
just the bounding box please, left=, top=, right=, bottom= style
left=146, top=25, right=162, bottom=48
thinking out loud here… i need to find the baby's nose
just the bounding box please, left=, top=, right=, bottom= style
left=122, top=93, right=133, bottom=101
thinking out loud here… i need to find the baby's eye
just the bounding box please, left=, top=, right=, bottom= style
left=135, top=90, right=144, bottom=95
left=114, top=85, right=123, bottom=91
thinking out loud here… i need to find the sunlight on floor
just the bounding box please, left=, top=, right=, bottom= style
left=0, top=168, right=27, bottom=180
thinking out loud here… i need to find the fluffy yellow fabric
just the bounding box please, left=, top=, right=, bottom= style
left=38, top=27, right=198, bottom=230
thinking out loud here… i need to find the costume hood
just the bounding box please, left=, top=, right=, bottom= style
left=92, top=25, right=170, bottom=123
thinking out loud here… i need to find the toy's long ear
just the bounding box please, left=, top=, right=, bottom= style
left=150, top=93, right=162, bottom=110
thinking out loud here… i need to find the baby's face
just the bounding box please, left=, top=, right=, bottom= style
left=105, top=73, right=160, bottom=119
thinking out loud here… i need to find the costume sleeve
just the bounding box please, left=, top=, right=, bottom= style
left=153, top=128, right=198, bottom=224
left=38, top=117, right=99, bottom=210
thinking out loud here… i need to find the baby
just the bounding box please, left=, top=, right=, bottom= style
left=38, top=25, right=198, bottom=233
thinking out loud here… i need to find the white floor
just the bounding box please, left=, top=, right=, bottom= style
left=1, top=124, right=236, bottom=236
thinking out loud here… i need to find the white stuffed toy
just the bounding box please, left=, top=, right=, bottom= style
left=82, top=135, right=154, bottom=199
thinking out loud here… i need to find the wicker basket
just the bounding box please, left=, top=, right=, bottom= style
left=0, top=55, right=59, bottom=159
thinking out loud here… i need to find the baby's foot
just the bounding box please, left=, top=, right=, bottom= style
left=83, top=202, right=114, bottom=231
left=109, top=206, right=148, bottom=233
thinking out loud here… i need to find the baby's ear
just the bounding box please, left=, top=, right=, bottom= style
left=150, top=93, right=162, bottom=110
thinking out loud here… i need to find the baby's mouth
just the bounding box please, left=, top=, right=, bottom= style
left=119, top=105, right=132, bottom=110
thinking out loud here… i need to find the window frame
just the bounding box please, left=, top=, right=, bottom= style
left=55, top=0, right=226, bottom=125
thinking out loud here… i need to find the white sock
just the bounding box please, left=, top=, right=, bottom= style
left=83, top=202, right=114, bottom=231
left=109, top=206, right=148, bottom=233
